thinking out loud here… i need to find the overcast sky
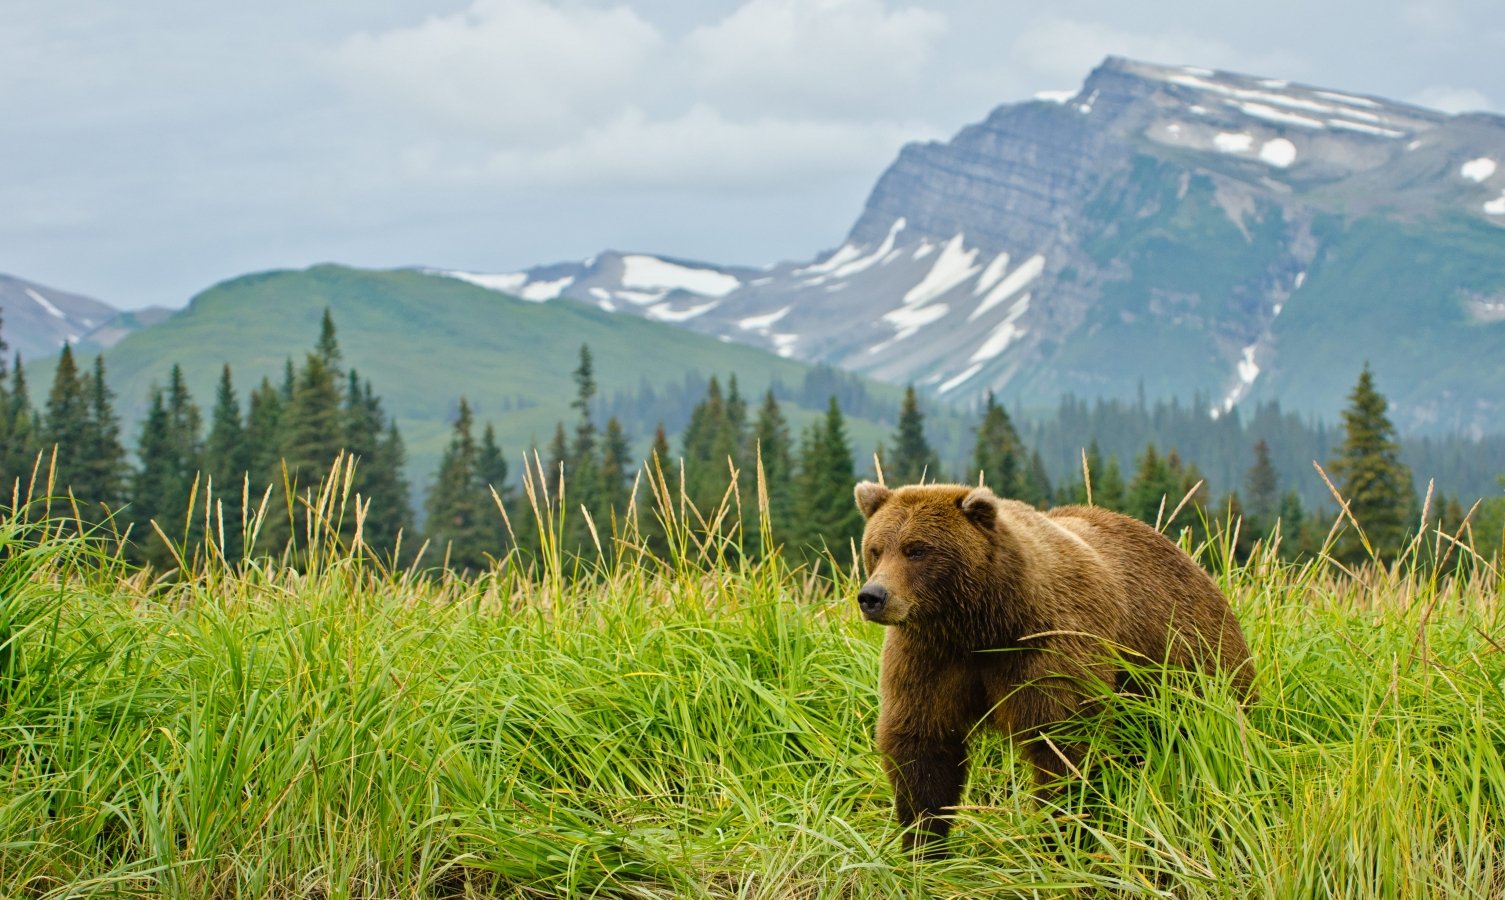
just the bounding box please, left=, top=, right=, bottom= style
left=3, top=0, right=1503, bottom=310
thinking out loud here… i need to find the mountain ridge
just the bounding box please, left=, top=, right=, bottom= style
left=458, top=56, right=1505, bottom=436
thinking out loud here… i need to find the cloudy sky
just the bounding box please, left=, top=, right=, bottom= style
left=3, top=0, right=1503, bottom=309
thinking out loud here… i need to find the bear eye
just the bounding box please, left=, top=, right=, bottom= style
left=903, top=545, right=929, bottom=560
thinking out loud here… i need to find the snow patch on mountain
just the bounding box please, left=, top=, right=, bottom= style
left=1260, top=138, right=1298, bottom=167
left=1462, top=158, right=1498, bottom=182
left=968, top=294, right=1031, bottom=363
left=519, top=276, right=573, bottom=302
left=970, top=254, right=1044, bottom=321
left=974, top=251, right=1011, bottom=295
left=737, top=306, right=792, bottom=331
left=1485, top=192, right=1505, bottom=215
left=1214, top=132, right=1254, bottom=153
left=902, top=235, right=980, bottom=306
left=621, top=255, right=741, bottom=297
left=645, top=299, right=719, bottom=322
left=937, top=363, right=983, bottom=394
left=25, top=287, right=66, bottom=321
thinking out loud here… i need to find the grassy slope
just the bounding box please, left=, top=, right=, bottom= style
left=1253, top=214, right=1505, bottom=430
left=88, top=265, right=908, bottom=486
left=4, top=505, right=1505, bottom=897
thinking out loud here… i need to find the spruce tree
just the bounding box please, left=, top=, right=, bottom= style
left=2, top=355, right=40, bottom=499
left=41, top=344, right=90, bottom=506
left=1244, top=438, right=1280, bottom=541
left=792, top=397, right=863, bottom=567
left=281, top=349, right=344, bottom=487
left=1022, top=450, right=1053, bottom=509
left=1127, top=444, right=1177, bottom=525
left=478, top=422, right=511, bottom=509
left=752, top=390, right=794, bottom=540
left=888, top=384, right=939, bottom=485
left=599, top=416, right=633, bottom=523
left=203, top=365, right=249, bottom=556
left=130, top=369, right=202, bottom=567
left=79, top=354, right=128, bottom=515
left=426, top=398, right=492, bottom=571
left=972, top=391, right=1024, bottom=494
left=343, top=373, right=412, bottom=552
left=682, top=377, right=741, bottom=519
left=640, top=422, right=676, bottom=559
left=1329, top=364, right=1415, bottom=563
left=245, top=377, right=284, bottom=493
left=568, top=344, right=601, bottom=515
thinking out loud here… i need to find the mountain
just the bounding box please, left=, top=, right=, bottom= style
left=0, top=274, right=173, bottom=363
left=89, top=265, right=952, bottom=490
left=457, top=57, right=1505, bottom=436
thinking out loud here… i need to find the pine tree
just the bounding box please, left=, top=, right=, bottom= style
left=478, top=422, right=511, bottom=509
left=2, top=355, right=40, bottom=499
left=752, top=390, right=794, bottom=541
left=640, top=422, right=676, bottom=559
left=1329, top=364, right=1416, bottom=563
left=1244, top=438, right=1280, bottom=542
left=568, top=344, right=601, bottom=516
left=545, top=422, right=570, bottom=494
left=792, top=397, right=864, bottom=567
left=343, top=373, right=412, bottom=553
left=888, top=384, right=939, bottom=485
left=1021, top=450, right=1053, bottom=508
left=315, top=308, right=341, bottom=368
left=130, top=367, right=202, bottom=567
left=1127, top=444, right=1177, bottom=525
left=682, top=377, right=742, bottom=521
left=79, top=354, right=128, bottom=516
left=245, top=377, right=284, bottom=494
left=41, top=344, right=91, bottom=506
left=1095, top=454, right=1128, bottom=512
left=281, top=348, right=344, bottom=486
left=599, top=417, right=633, bottom=524
left=203, top=365, right=249, bottom=553
left=972, top=391, right=1024, bottom=494
left=426, top=398, right=493, bottom=571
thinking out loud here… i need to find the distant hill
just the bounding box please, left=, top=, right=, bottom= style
left=470, top=57, right=1505, bottom=436
left=87, top=265, right=957, bottom=494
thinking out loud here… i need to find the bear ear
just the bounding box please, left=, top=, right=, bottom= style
left=854, top=481, right=892, bottom=519
left=959, top=486, right=998, bottom=530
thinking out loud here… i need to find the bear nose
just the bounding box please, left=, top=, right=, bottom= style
left=858, top=584, right=889, bottom=617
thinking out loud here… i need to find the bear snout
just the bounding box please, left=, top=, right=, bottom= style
left=858, top=583, right=891, bottom=621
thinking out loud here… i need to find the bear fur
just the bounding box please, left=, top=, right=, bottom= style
left=853, top=481, right=1254, bottom=854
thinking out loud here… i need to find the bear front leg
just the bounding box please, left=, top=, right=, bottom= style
left=878, top=725, right=968, bottom=855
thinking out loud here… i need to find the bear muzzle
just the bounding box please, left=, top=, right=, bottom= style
left=857, top=583, right=891, bottom=622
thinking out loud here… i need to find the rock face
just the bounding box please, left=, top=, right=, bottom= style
left=446, top=57, right=1505, bottom=434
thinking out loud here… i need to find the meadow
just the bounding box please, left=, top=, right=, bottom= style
left=2, top=465, right=1504, bottom=898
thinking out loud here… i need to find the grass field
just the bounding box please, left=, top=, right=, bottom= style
left=2, top=466, right=1504, bottom=898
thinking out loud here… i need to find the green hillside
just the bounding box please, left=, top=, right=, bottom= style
left=90, top=265, right=928, bottom=489
left=1252, top=214, right=1505, bottom=431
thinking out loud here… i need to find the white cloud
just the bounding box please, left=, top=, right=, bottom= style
left=326, top=0, right=945, bottom=190
left=1409, top=86, right=1492, bottom=113
left=685, top=0, right=947, bottom=116
left=330, top=0, right=663, bottom=146
left=406, top=104, right=941, bottom=189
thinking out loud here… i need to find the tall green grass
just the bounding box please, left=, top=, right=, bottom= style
left=2, top=460, right=1503, bottom=898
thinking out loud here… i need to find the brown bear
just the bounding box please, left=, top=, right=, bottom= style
left=854, top=481, right=1254, bottom=854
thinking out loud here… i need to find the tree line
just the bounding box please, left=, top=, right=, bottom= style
left=2, top=309, right=1500, bottom=571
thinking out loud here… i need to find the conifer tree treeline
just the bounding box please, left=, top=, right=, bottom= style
left=0, top=305, right=1490, bottom=572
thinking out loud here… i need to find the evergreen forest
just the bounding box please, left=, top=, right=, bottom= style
left=2, top=311, right=1502, bottom=573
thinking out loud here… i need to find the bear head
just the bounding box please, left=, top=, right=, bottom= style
left=853, top=481, right=1003, bottom=627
